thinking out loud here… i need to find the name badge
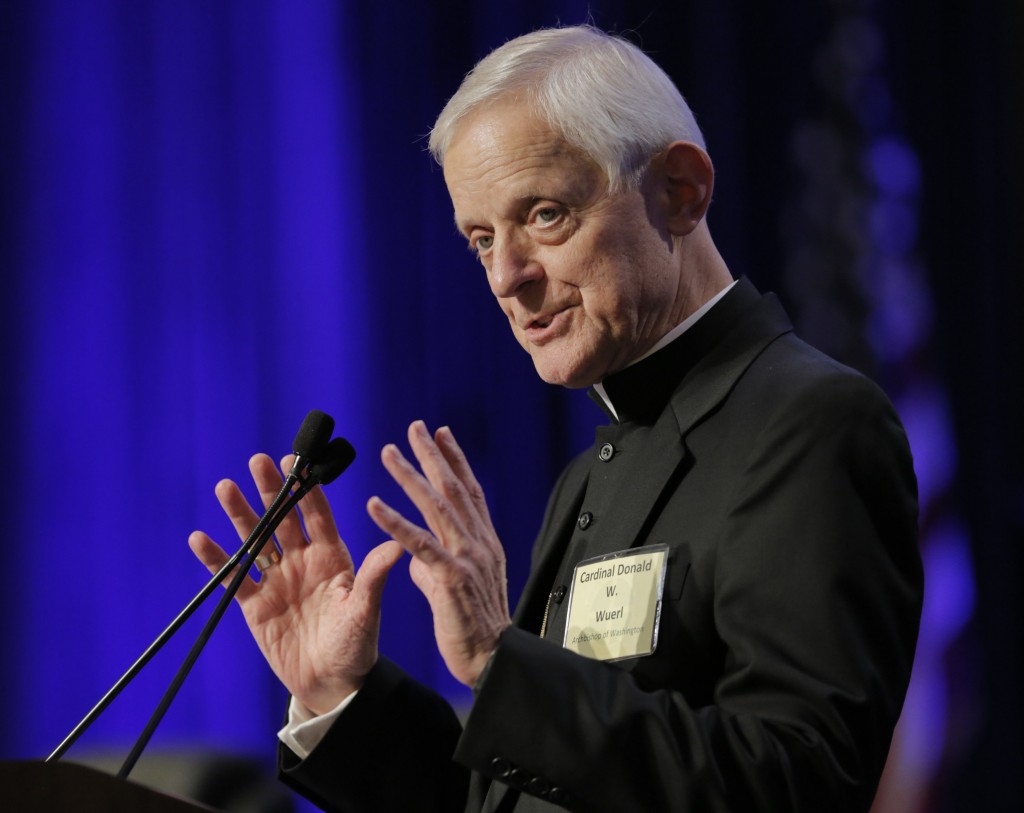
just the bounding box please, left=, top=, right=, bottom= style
left=563, top=544, right=668, bottom=661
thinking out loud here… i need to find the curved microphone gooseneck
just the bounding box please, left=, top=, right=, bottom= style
left=46, top=410, right=347, bottom=766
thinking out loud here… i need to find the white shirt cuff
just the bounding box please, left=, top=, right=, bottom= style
left=277, top=691, right=359, bottom=760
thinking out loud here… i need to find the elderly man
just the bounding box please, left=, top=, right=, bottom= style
left=190, top=25, right=922, bottom=813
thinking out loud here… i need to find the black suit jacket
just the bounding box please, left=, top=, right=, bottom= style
left=280, top=280, right=923, bottom=813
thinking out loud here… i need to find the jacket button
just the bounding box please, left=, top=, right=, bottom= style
left=527, top=777, right=552, bottom=797
left=508, top=768, right=529, bottom=789
left=598, top=442, right=615, bottom=461
left=552, top=584, right=567, bottom=603
left=490, top=758, right=512, bottom=778
left=549, top=786, right=569, bottom=805
left=577, top=512, right=593, bottom=530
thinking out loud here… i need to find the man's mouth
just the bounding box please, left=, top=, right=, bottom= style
left=522, top=307, right=571, bottom=344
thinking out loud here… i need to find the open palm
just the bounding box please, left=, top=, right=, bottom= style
left=189, top=453, right=403, bottom=715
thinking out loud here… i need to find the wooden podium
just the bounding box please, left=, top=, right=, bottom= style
left=1, top=761, right=218, bottom=812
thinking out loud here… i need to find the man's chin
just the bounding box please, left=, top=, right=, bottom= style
left=531, top=357, right=601, bottom=390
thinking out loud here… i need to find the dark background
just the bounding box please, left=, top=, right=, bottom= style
left=1, top=1, right=1020, bottom=810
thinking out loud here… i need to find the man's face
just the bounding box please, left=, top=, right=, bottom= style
left=443, top=102, right=687, bottom=389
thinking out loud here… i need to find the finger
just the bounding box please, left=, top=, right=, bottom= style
left=213, top=456, right=299, bottom=550
left=407, top=554, right=438, bottom=597
left=350, top=540, right=404, bottom=616
left=278, top=453, right=331, bottom=544
left=295, top=482, right=337, bottom=542
left=434, top=426, right=504, bottom=562
left=366, top=496, right=450, bottom=567
left=407, top=422, right=480, bottom=524
left=434, top=425, right=495, bottom=530
left=409, top=422, right=498, bottom=556
left=188, top=529, right=230, bottom=572
left=379, top=442, right=470, bottom=551
left=187, top=531, right=259, bottom=602
left=243, top=454, right=303, bottom=550
left=295, top=483, right=356, bottom=573
left=215, top=478, right=266, bottom=547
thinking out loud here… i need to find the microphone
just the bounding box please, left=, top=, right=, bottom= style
left=47, top=411, right=349, bottom=766
left=311, top=436, right=357, bottom=484
left=289, top=409, right=335, bottom=478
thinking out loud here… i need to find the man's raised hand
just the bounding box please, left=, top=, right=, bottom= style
left=367, top=421, right=511, bottom=688
left=189, top=453, right=403, bottom=715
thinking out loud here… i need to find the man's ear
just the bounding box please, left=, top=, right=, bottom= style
left=656, top=141, right=715, bottom=236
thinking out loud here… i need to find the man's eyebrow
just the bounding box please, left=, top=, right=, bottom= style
left=451, top=189, right=558, bottom=236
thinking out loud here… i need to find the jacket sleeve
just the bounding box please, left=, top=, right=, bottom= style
left=454, top=372, right=923, bottom=812
left=278, top=656, right=468, bottom=813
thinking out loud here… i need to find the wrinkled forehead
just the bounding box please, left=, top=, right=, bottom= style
left=443, top=100, right=603, bottom=195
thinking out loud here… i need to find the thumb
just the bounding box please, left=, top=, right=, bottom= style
left=351, top=540, right=404, bottom=612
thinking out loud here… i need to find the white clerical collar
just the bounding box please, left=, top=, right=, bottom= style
left=592, top=280, right=737, bottom=421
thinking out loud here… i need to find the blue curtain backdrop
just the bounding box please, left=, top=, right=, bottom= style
left=1, top=0, right=599, bottom=768
left=2, top=1, right=1021, bottom=811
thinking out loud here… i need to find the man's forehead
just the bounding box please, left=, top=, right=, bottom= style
left=444, top=97, right=599, bottom=169
left=444, top=107, right=603, bottom=215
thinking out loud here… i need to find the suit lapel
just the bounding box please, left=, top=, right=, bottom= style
left=668, top=292, right=793, bottom=438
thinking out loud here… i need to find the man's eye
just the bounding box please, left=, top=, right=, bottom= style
left=535, top=208, right=559, bottom=224
left=473, top=235, right=494, bottom=253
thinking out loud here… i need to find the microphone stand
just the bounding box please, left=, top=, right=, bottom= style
left=46, top=411, right=351, bottom=771
left=116, top=470, right=319, bottom=779
left=46, top=473, right=298, bottom=763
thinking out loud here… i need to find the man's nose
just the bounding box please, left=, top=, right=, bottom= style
left=488, top=234, right=543, bottom=298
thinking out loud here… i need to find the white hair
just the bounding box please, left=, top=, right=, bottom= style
left=428, top=25, right=706, bottom=192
